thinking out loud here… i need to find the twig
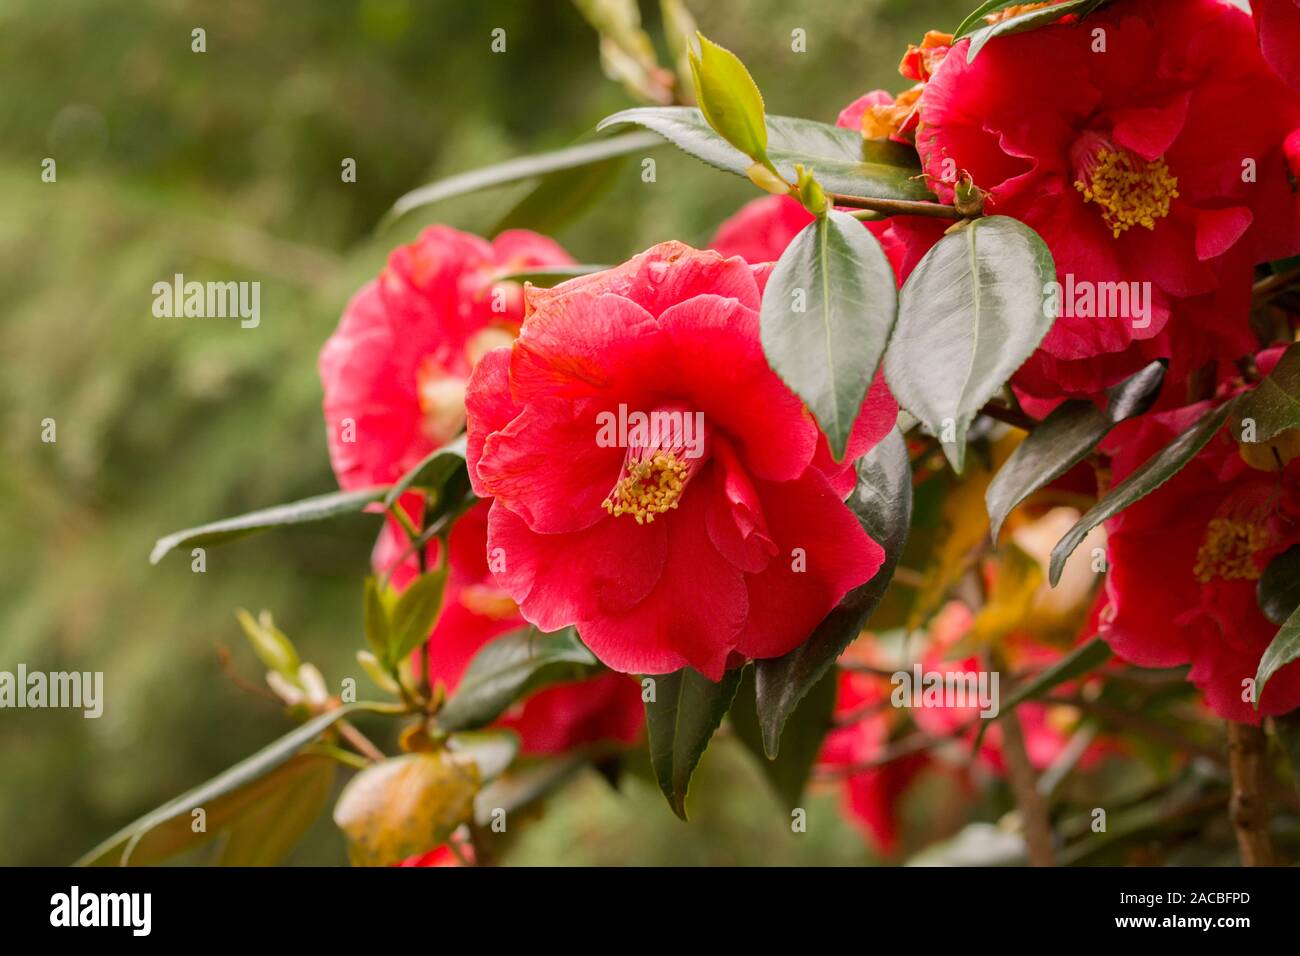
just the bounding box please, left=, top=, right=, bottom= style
left=827, top=193, right=963, bottom=220
left=999, top=705, right=1057, bottom=866
left=214, top=643, right=279, bottom=702
left=1227, top=721, right=1273, bottom=866
left=337, top=719, right=387, bottom=764
left=1252, top=262, right=1300, bottom=303
left=979, top=400, right=1037, bottom=432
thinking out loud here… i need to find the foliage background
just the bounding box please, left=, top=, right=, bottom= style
left=1, top=0, right=972, bottom=866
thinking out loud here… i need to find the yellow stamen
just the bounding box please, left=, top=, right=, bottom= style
left=1075, top=148, right=1179, bottom=238
left=602, top=451, right=690, bottom=525
left=1192, top=518, right=1270, bottom=583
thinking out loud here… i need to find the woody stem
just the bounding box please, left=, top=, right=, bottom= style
left=827, top=193, right=963, bottom=220
left=1000, top=706, right=1057, bottom=866
left=1227, top=721, right=1273, bottom=866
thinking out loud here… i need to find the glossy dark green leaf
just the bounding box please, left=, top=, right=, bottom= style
left=382, top=436, right=466, bottom=509
left=885, top=216, right=1056, bottom=473
left=381, top=130, right=663, bottom=227
left=388, top=565, right=449, bottom=664
left=730, top=665, right=836, bottom=809
left=1256, top=604, right=1300, bottom=710
left=645, top=666, right=742, bottom=820
left=77, top=702, right=393, bottom=865
left=754, top=428, right=912, bottom=756
left=1048, top=400, right=1232, bottom=586
left=436, top=627, right=597, bottom=732
left=985, top=361, right=1165, bottom=539
left=150, top=487, right=387, bottom=564
left=598, top=107, right=932, bottom=201
left=217, top=756, right=336, bottom=866
left=760, top=210, right=898, bottom=459
left=1233, top=342, right=1300, bottom=443
left=1259, top=546, right=1300, bottom=626
left=965, top=0, right=1106, bottom=62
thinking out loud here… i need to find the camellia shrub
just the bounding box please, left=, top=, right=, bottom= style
left=80, top=0, right=1300, bottom=867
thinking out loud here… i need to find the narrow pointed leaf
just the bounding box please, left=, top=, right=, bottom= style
left=760, top=210, right=897, bottom=458
left=885, top=216, right=1056, bottom=473
left=598, top=107, right=931, bottom=201
left=965, top=0, right=1106, bottom=62
left=754, top=428, right=912, bottom=755
left=1048, top=400, right=1232, bottom=585
left=388, top=565, right=449, bottom=663
left=730, top=665, right=836, bottom=809
left=217, top=757, right=336, bottom=866
left=381, top=131, right=662, bottom=227
left=150, top=487, right=387, bottom=564
left=986, top=361, right=1165, bottom=539
left=645, top=666, right=742, bottom=820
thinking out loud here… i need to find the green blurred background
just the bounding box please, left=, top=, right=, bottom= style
left=0, top=0, right=969, bottom=865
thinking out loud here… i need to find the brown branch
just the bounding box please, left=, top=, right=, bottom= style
left=979, top=400, right=1037, bottom=432
left=999, top=706, right=1057, bottom=866
left=1227, top=721, right=1273, bottom=866
left=827, top=193, right=963, bottom=220
left=1252, top=262, right=1300, bottom=303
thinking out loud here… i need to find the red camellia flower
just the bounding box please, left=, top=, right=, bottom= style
left=464, top=242, right=898, bottom=679
left=1254, top=0, right=1300, bottom=93
left=1099, top=350, right=1300, bottom=722
left=320, top=225, right=572, bottom=491
left=323, top=223, right=641, bottom=755
left=914, top=0, right=1300, bottom=408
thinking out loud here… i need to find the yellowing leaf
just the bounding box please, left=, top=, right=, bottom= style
left=970, top=542, right=1041, bottom=646
left=333, top=752, right=480, bottom=867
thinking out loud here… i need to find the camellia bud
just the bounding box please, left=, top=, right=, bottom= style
left=794, top=163, right=827, bottom=216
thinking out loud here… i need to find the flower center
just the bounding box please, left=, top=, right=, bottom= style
left=1193, top=518, right=1270, bottom=583
left=416, top=362, right=467, bottom=446
left=600, top=404, right=710, bottom=524
left=1073, top=138, right=1179, bottom=238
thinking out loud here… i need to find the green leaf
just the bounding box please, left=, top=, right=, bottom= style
left=382, top=435, right=466, bottom=509
left=1256, top=604, right=1300, bottom=709
left=730, top=665, right=836, bottom=809
left=965, top=0, right=1105, bottom=62
left=885, top=216, right=1056, bottom=473
left=217, top=756, right=336, bottom=866
left=77, top=702, right=391, bottom=865
left=972, top=636, right=1112, bottom=750
left=1048, top=400, right=1232, bottom=586
left=754, top=428, right=912, bottom=756
left=760, top=210, right=898, bottom=459
left=489, top=264, right=611, bottom=287
left=380, top=130, right=663, bottom=227
left=1258, top=546, right=1300, bottom=626
left=953, top=1, right=1021, bottom=38
left=388, top=565, right=450, bottom=664
left=436, top=627, right=597, bottom=732
left=645, top=666, right=742, bottom=820
left=598, top=107, right=932, bottom=201
left=1234, top=342, right=1300, bottom=443
left=985, top=361, right=1165, bottom=539
left=687, top=33, right=769, bottom=163
left=235, top=608, right=301, bottom=678
left=493, top=146, right=629, bottom=236
left=150, top=487, right=387, bottom=564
